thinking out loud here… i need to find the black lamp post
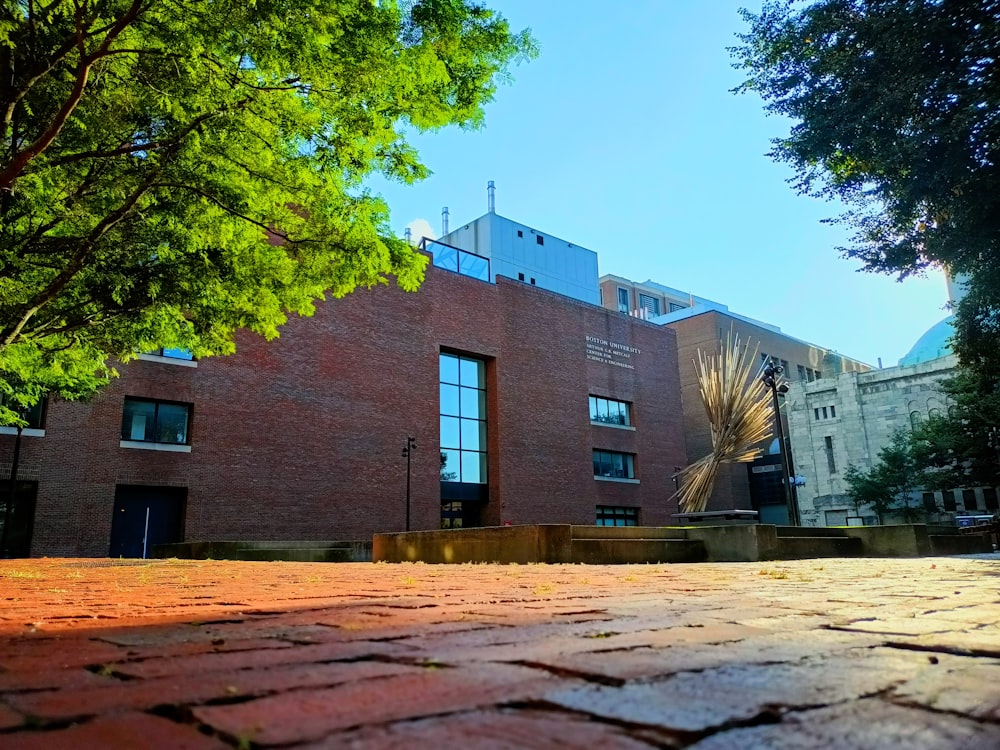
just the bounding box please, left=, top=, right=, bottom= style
left=761, top=361, right=800, bottom=526
left=402, top=436, right=416, bottom=531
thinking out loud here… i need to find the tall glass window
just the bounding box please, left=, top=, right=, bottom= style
left=440, top=353, right=487, bottom=484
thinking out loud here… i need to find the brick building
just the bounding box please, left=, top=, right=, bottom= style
left=1, top=249, right=686, bottom=557
left=598, top=275, right=871, bottom=522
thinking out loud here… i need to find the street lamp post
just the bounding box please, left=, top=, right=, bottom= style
left=402, top=436, right=416, bottom=531
left=761, top=362, right=800, bottom=526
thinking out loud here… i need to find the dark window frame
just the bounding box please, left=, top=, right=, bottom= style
left=592, top=449, right=636, bottom=479
left=0, top=394, right=45, bottom=429
left=121, top=396, right=192, bottom=445
left=596, top=505, right=639, bottom=526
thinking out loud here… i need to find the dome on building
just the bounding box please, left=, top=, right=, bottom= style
left=898, top=316, right=955, bottom=367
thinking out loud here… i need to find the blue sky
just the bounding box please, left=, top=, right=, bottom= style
left=368, top=0, right=950, bottom=367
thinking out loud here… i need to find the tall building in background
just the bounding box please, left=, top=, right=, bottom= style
left=599, top=275, right=871, bottom=523
left=786, top=277, right=997, bottom=526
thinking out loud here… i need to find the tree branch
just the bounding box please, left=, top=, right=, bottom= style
left=0, top=0, right=148, bottom=191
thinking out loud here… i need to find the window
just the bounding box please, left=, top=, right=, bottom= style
left=530, top=277, right=535, bottom=285
left=669, top=302, right=685, bottom=312
left=910, top=411, right=922, bottom=429
left=824, top=436, right=836, bottom=473
left=807, top=369, right=816, bottom=382
left=942, top=490, right=956, bottom=511
left=517, top=230, right=523, bottom=238
left=121, top=397, right=190, bottom=444
left=922, top=492, right=938, bottom=512
left=798, top=365, right=807, bottom=381
left=596, top=505, right=638, bottom=526
left=830, top=405, right=836, bottom=418
left=962, top=489, right=978, bottom=511
left=813, top=369, right=822, bottom=380
left=153, top=347, right=194, bottom=361
left=814, top=408, right=820, bottom=420
left=617, top=287, right=629, bottom=313
left=780, top=359, right=790, bottom=374
left=589, top=396, right=631, bottom=426
left=638, top=293, right=660, bottom=317
left=536, top=234, right=544, bottom=245
left=440, top=353, right=487, bottom=484
left=518, top=272, right=525, bottom=281
left=984, top=487, right=998, bottom=511
left=593, top=450, right=636, bottom=479
left=822, top=407, right=828, bottom=419
left=0, top=394, right=45, bottom=429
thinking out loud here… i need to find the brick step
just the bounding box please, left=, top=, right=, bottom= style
left=775, top=536, right=864, bottom=560
left=776, top=527, right=851, bottom=538
left=928, top=534, right=993, bottom=556
left=570, top=525, right=690, bottom=541
left=571, top=538, right=707, bottom=564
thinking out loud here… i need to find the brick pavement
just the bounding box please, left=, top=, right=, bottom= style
left=0, top=556, right=998, bottom=748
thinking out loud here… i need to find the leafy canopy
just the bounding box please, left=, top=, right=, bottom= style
left=0, top=0, right=535, bottom=423
left=843, top=429, right=924, bottom=523
left=733, top=0, right=1000, bottom=378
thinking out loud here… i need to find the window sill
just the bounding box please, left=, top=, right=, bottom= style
left=0, top=427, right=44, bottom=438
left=590, top=421, right=636, bottom=431
left=136, top=353, right=197, bottom=368
left=594, top=476, right=640, bottom=484
left=120, top=440, right=192, bottom=453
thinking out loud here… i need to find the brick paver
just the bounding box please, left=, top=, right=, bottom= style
left=0, top=556, right=998, bottom=748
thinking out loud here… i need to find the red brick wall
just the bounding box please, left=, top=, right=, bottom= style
left=3, top=265, right=687, bottom=556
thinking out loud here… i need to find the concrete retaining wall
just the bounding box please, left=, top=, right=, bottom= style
left=373, top=525, right=574, bottom=564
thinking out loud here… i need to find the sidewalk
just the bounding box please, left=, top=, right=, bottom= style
left=1, top=556, right=998, bottom=748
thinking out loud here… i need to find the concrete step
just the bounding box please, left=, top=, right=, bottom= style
left=776, top=527, right=850, bottom=538
left=571, top=538, right=707, bottom=564
left=775, top=536, right=864, bottom=560
left=571, top=525, right=690, bottom=541
left=929, top=534, right=993, bottom=556
left=154, top=540, right=372, bottom=562
left=234, top=547, right=358, bottom=563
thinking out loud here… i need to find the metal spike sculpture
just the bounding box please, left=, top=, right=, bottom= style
left=673, top=331, right=774, bottom=514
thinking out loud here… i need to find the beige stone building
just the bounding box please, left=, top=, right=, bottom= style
left=787, top=314, right=999, bottom=526
left=599, top=275, right=871, bottom=521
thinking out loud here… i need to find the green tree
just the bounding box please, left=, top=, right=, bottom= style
left=732, top=1, right=1000, bottom=378
left=910, top=369, right=1000, bottom=490
left=0, top=0, right=535, bottom=421
left=844, top=429, right=923, bottom=523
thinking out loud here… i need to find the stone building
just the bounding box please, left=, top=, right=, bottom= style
left=787, top=313, right=999, bottom=525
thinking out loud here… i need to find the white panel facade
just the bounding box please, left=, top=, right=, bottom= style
left=439, top=213, right=600, bottom=305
